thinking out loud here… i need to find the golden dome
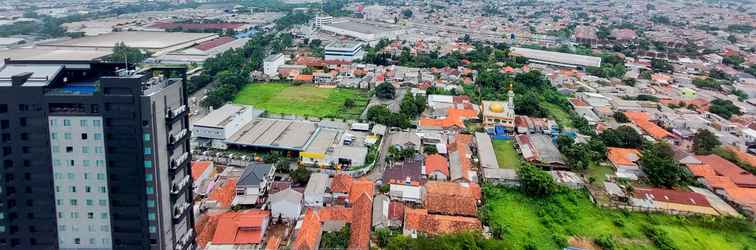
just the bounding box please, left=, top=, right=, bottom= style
left=490, top=103, right=504, bottom=113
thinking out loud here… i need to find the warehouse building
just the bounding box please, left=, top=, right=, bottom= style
left=38, top=31, right=219, bottom=56
left=511, top=47, right=601, bottom=68
left=320, top=20, right=408, bottom=42
left=325, top=41, right=365, bottom=62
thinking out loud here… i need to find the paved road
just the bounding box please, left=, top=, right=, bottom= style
left=366, top=130, right=394, bottom=181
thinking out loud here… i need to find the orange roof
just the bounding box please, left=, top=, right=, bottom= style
left=208, top=180, right=237, bottom=209
left=404, top=208, right=481, bottom=235
left=294, top=74, right=313, bottom=82
left=607, top=147, right=640, bottom=166
left=424, top=154, right=450, bottom=177
left=211, top=210, right=271, bottom=245
left=292, top=209, right=321, bottom=250
left=264, top=235, right=281, bottom=250
left=624, top=111, right=672, bottom=140
left=348, top=193, right=373, bottom=249
left=191, top=161, right=212, bottom=181
left=686, top=155, right=756, bottom=213
left=448, top=134, right=473, bottom=182
left=418, top=108, right=478, bottom=129
left=423, top=181, right=480, bottom=216
left=349, top=178, right=374, bottom=203
left=195, top=211, right=224, bottom=249
left=695, top=155, right=756, bottom=188
left=331, top=173, right=353, bottom=193
left=318, top=206, right=352, bottom=222
left=724, top=145, right=756, bottom=169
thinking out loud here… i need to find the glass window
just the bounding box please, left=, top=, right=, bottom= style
left=63, top=119, right=71, bottom=126
left=96, top=160, right=104, bottom=167
left=83, top=173, right=89, bottom=180
left=95, top=147, right=103, bottom=154
left=147, top=200, right=155, bottom=208
left=144, top=147, right=151, bottom=155
left=100, top=213, right=108, bottom=219
left=99, top=187, right=107, bottom=193
left=98, top=200, right=107, bottom=206
left=146, top=186, right=154, bottom=195
left=51, top=133, right=58, bottom=140
left=94, top=133, right=102, bottom=140
left=64, top=133, right=71, bottom=140
left=67, top=173, right=75, bottom=180
left=93, top=120, right=101, bottom=127
left=149, top=226, right=156, bottom=233
left=145, top=174, right=153, bottom=182
left=86, top=199, right=93, bottom=206
left=50, top=120, right=57, bottom=127
left=148, top=212, right=156, bottom=221
left=85, top=186, right=91, bottom=193
left=82, top=147, right=89, bottom=154
left=83, top=160, right=90, bottom=167
left=143, top=133, right=151, bottom=142
left=70, top=199, right=77, bottom=206
left=80, top=120, right=87, bottom=127
left=144, top=161, right=152, bottom=168
left=97, top=173, right=105, bottom=180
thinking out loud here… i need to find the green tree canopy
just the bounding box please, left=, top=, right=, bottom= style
left=518, top=164, right=558, bottom=196
left=639, top=142, right=687, bottom=188
left=692, top=129, right=720, bottom=155
left=375, top=82, right=397, bottom=99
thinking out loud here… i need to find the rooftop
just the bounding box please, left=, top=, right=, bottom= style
left=323, top=21, right=402, bottom=35
left=511, top=47, right=601, bottom=68
left=227, top=118, right=319, bottom=150
left=39, top=31, right=217, bottom=50
left=211, top=210, right=270, bottom=245
left=325, top=40, right=362, bottom=50
left=193, top=104, right=263, bottom=128
left=0, top=64, right=62, bottom=87
left=238, top=163, right=273, bottom=187
left=475, top=133, right=499, bottom=169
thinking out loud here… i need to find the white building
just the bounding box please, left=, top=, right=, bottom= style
left=304, top=173, right=330, bottom=207
left=320, top=20, right=408, bottom=42
left=191, top=104, right=263, bottom=149
left=314, top=15, right=334, bottom=28
left=269, top=188, right=303, bottom=221
left=324, top=41, right=364, bottom=61
left=263, top=53, right=286, bottom=77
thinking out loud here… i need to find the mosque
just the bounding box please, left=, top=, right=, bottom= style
left=482, top=85, right=516, bottom=133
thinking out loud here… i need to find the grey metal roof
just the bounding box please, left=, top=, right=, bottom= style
left=475, top=133, right=499, bottom=169
left=511, top=47, right=601, bottom=68
left=0, top=64, right=62, bottom=87
left=482, top=168, right=518, bottom=180
left=304, top=173, right=330, bottom=196
left=238, top=163, right=273, bottom=187
left=270, top=187, right=303, bottom=203
left=264, top=53, right=284, bottom=62
left=193, top=104, right=261, bottom=128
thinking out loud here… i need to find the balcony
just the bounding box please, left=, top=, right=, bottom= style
left=173, top=202, right=190, bottom=220
left=171, top=175, right=191, bottom=195
left=168, top=129, right=189, bottom=147
left=175, top=229, right=194, bottom=250
left=170, top=152, right=189, bottom=170
left=165, top=105, right=187, bottom=123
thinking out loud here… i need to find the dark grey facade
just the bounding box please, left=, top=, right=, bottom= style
left=0, top=58, right=194, bottom=250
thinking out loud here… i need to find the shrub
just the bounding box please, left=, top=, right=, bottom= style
left=594, top=234, right=616, bottom=250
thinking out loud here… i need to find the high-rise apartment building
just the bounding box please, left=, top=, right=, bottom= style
left=0, top=56, right=194, bottom=250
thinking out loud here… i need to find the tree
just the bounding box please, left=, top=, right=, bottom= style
left=111, top=42, right=147, bottom=63
left=651, top=59, right=673, bottom=73
left=692, top=129, right=720, bottom=155
left=290, top=166, right=311, bottom=185
left=375, top=82, right=396, bottom=99
left=639, top=142, right=687, bottom=188
left=613, top=112, right=629, bottom=123
left=709, top=99, right=742, bottom=119
left=320, top=224, right=350, bottom=249
left=343, top=98, right=355, bottom=109
left=600, top=125, right=644, bottom=148
left=518, top=164, right=557, bottom=196
left=423, top=145, right=438, bottom=155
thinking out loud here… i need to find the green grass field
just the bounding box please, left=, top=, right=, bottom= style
left=233, top=83, right=369, bottom=119
left=483, top=186, right=756, bottom=250
left=542, top=102, right=573, bottom=128
left=492, top=140, right=522, bottom=169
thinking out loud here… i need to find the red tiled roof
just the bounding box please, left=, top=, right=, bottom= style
left=419, top=108, right=478, bottom=129
left=423, top=181, right=480, bottom=216
left=318, top=206, right=352, bottom=222
left=195, top=211, right=223, bottom=249
left=208, top=180, right=237, bottom=209
left=569, top=98, right=589, bottom=107
left=294, top=74, right=313, bottom=82
left=195, top=37, right=235, bottom=51
left=211, top=210, right=271, bottom=245
left=695, top=155, right=756, bottom=188
left=607, top=147, right=640, bottom=167
left=331, top=173, right=353, bottom=193
left=292, top=209, right=321, bottom=250
left=634, top=188, right=711, bottom=207
left=388, top=201, right=405, bottom=221
left=624, top=112, right=672, bottom=140
left=348, top=193, right=373, bottom=249
left=686, top=155, right=756, bottom=213
left=349, top=178, right=374, bottom=203
left=191, top=161, right=212, bottom=181
left=424, top=154, right=449, bottom=177
left=403, top=208, right=481, bottom=235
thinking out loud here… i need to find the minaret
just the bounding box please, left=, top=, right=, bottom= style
left=508, top=83, right=514, bottom=109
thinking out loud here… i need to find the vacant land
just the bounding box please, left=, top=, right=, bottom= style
left=542, top=102, right=573, bottom=128
left=492, top=140, right=522, bottom=169
left=483, top=186, right=756, bottom=250
left=233, top=83, right=369, bottom=119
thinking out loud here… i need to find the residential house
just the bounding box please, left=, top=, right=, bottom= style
left=385, top=156, right=424, bottom=203
left=514, top=134, right=565, bottom=167
left=292, top=209, right=321, bottom=250
left=475, top=132, right=500, bottom=169
left=269, top=188, right=303, bottom=222
left=233, top=163, right=276, bottom=206
left=687, top=155, right=756, bottom=216
left=304, top=173, right=331, bottom=207
left=330, top=173, right=353, bottom=203
left=372, top=195, right=404, bottom=229
left=625, top=111, right=674, bottom=141
left=422, top=181, right=481, bottom=217
left=206, top=210, right=271, bottom=249
left=348, top=193, right=373, bottom=250
left=549, top=171, right=585, bottom=189
left=630, top=188, right=719, bottom=215
left=403, top=208, right=481, bottom=237
left=607, top=147, right=643, bottom=180
left=448, top=134, right=476, bottom=183
left=424, top=154, right=450, bottom=180
left=390, top=131, right=422, bottom=151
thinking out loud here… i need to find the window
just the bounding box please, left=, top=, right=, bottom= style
left=89, top=238, right=95, bottom=245
left=81, top=133, right=87, bottom=140
left=82, top=147, right=89, bottom=154
left=67, top=173, right=75, bottom=180
left=64, top=133, right=71, bottom=140
left=69, top=160, right=75, bottom=166
left=93, top=120, right=101, bottom=127
left=3, top=159, right=12, bottom=168
left=63, top=119, right=71, bottom=127
left=96, top=160, right=104, bottom=167
left=22, top=147, right=29, bottom=154
left=1, top=120, right=8, bottom=129
left=87, top=212, right=94, bottom=219
left=69, top=186, right=76, bottom=193
left=144, top=147, right=151, bottom=155
left=19, top=118, right=26, bottom=127
left=66, top=147, right=73, bottom=153
left=52, top=146, right=60, bottom=153
left=148, top=212, right=156, bottom=221
left=55, top=186, right=60, bottom=192
left=80, top=120, right=87, bottom=127
left=100, top=225, right=109, bottom=232
left=51, top=133, right=58, bottom=140
left=147, top=200, right=155, bottom=208
left=1, top=133, right=9, bottom=142
left=94, top=133, right=102, bottom=140
left=143, top=133, right=151, bottom=141
left=99, top=200, right=107, bottom=206
left=100, top=213, right=107, bottom=220
left=50, top=119, right=57, bottom=127
left=20, top=133, right=28, bottom=141
left=83, top=173, right=89, bottom=180
left=95, top=147, right=103, bottom=154
left=85, top=186, right=91, bottom=193
left=86, top=199, right=93, bottom=206
left=99, top=187, right=107, bottom=193
left=18, top=104, right=28, bottom=111
left=83, top=160, right=90, bottom=167
left=149, top=226, right=156, bottom=234
left=53, top=160, right=61, bottom=167
left=146, top=186, right=154, bottom=195
left=145, top=174, right=153, bottom=182
left=70, top=199, right=77, bottom=206
left=96, top=173, right=105, bottom=180
left=144, top=161, right=152, bottom=168
left=0, top=104, right=6, bottom=113
left=74, top=238, right=80, bottom=244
